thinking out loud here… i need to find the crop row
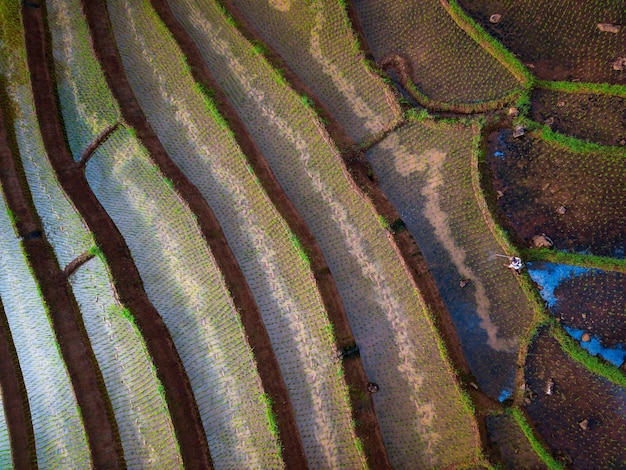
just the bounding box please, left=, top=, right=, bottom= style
left=163, top=1, right=482, bottom=466
left=223, top=0, right=400, bottom=143
left=106, top=0, right=365, bottom=466
left=352, top=0, right=519, bottom=106
left=51, top=0, right=285, bottom=466
left=0, top=194, right=90, bottom=468
left=3, top=2, right=185, bottom=465
left=366, top=119, right=537, bottom=401
left=0, top=393, right=10, bottom=467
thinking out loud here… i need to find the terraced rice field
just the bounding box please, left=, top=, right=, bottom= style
left=2, top=5, right=182, bottom=465
left=0, top=0, right=624, bottom=467
left=225, top=0, right=401, bottom=143
left=352, top=0, right=520, bottom=105
left=488, top=129, right=626, bottom=257
left=531, top=89, right=626, bottom=146
left=158, top=1, right=481, bottom=467
left=0, top=194, right=90, bottom=468
left=525, top=329, right=626, bottom=468
left=49, top=2, right=282, bottom=466
left=105, top=0, right=364, bottom=466
left=458, top=0, right=626, bottom=84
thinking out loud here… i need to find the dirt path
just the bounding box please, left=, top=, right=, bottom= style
left=0, top=49, right=123, bottom=466
left=80, top=0, right=312, bottom=467
left=148, top=0, right=390, bottom=466
left=22, top=2, right=212, bottom=468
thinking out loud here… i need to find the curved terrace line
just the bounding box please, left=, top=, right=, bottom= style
left=198, top=0, right=486, bottom=462
left=148, top=0, right=389, bottom=466
left=0, top=55, right=123, bottom=466
left=80, top=0, right=308, bottom=467
left=22, top=2, right=211, bottom=468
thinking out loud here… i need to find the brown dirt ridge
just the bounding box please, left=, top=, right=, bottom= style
left=23, top=1, right=211, bottom=468
left=149, top=0, right=391, bottom=467
left=0, top=35, right=123, bottom=466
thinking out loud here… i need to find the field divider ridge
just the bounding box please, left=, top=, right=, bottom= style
left=148, top=0, right=392, bottom=466
left=23, top=2, right=212, bottom=467
left=81, top=0, right=314, bottom=467
left=0, top=41, right=124, bottom=466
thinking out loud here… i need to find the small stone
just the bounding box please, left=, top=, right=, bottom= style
left=496, top=190, right=504, bottom=199
left=582, top=333, right=591, bottom=342
left=513, top=125, right=525, bottom=138
left=508, top=107, right=519, bottom=117
left=470, top=382, right=479, bottom=390
left=367, top=382, right=379, bottom=394
left=459, top=279, right=470, bottom=289
left=524, top=397, right=531, bottom=405
left=544, top=116, right=555, bottom=127
left=597, top=23, right=621, bottom=33
left=556, top=101, right=566, bottom=107
left=557, top=205, right=567, bottom=215
left=533, top=234, right=553, bottom=248
left=613, top=57, right=626, bottom=71
left=620, top=139, right=626, bottom=146
left=582, top=313, right=587, bottom=319
left=546, top=377, right=554, bottom=395
left=489, top=13, right=502, bottom=24
left=579, top=418, right=589, bottom=431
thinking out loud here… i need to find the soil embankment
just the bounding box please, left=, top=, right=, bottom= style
left=81, top=0, right=308, bottom=467
left=0, top=54, right=123, bottom=466
left=22, top=2, right=211, bottom=468
left=148, top=0, right=391, bottom=466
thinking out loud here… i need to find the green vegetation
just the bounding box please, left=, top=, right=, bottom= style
left=510, top=408, right=564, bottom=469
left=523, top=248, right=626, bottom=273
left=536, top=79, right=626, bottom=98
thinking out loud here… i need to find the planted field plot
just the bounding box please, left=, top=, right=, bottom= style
left=528, top=262, right=626, bottom=366
left=457, top=0, right=626, bottom=84
left=488, top=129, right=626, bottom=257
left=1, top=2, right=184, bottom=465
left=486, top=413, right=546, bottom=470
left=162, top=2, right=479, bottom=466
left=0, top=395, right=9, bottom=468
left=352, top=0, right=519, bottom=106
left=49, top=3, right=282, bottom=465
left=105, top=0, right=364, bottom=466
left=0, top=197, right=90, bottom=468
left=531, top=89, right=626, bottom=146
left=525, top=328, right=626, bottom=467
left=366, top=120, right=535, bottom=400
left=225, top=0, right=400, bottom=143
left=90, top=132, right=282, bottom=468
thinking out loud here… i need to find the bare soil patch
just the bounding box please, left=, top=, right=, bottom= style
left=487, top=129, right=626, bottom=257
left=531, top=89, right=626, bottom=146
left=525, top=328, right=626, bottom=467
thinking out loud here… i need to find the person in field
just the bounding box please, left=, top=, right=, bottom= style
left=506, top=256, right=524, bottom=275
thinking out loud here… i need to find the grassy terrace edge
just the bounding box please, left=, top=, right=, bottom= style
left=147, top=0, right=387, bottom=466
left=23, top=2, right=214, bottom=467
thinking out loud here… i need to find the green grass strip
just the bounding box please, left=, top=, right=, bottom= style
left=510, top=408, right=564, bottom=469
left=443, top=0, right=534, bottom=86
left=550, top=321, right=626, bottom=389
left=522, top=248, right=626, bottom=273
left=536, top=80, right=626, bottom=98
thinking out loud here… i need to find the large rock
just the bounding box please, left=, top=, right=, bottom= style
left=597, top=23, right=621, bottom=33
